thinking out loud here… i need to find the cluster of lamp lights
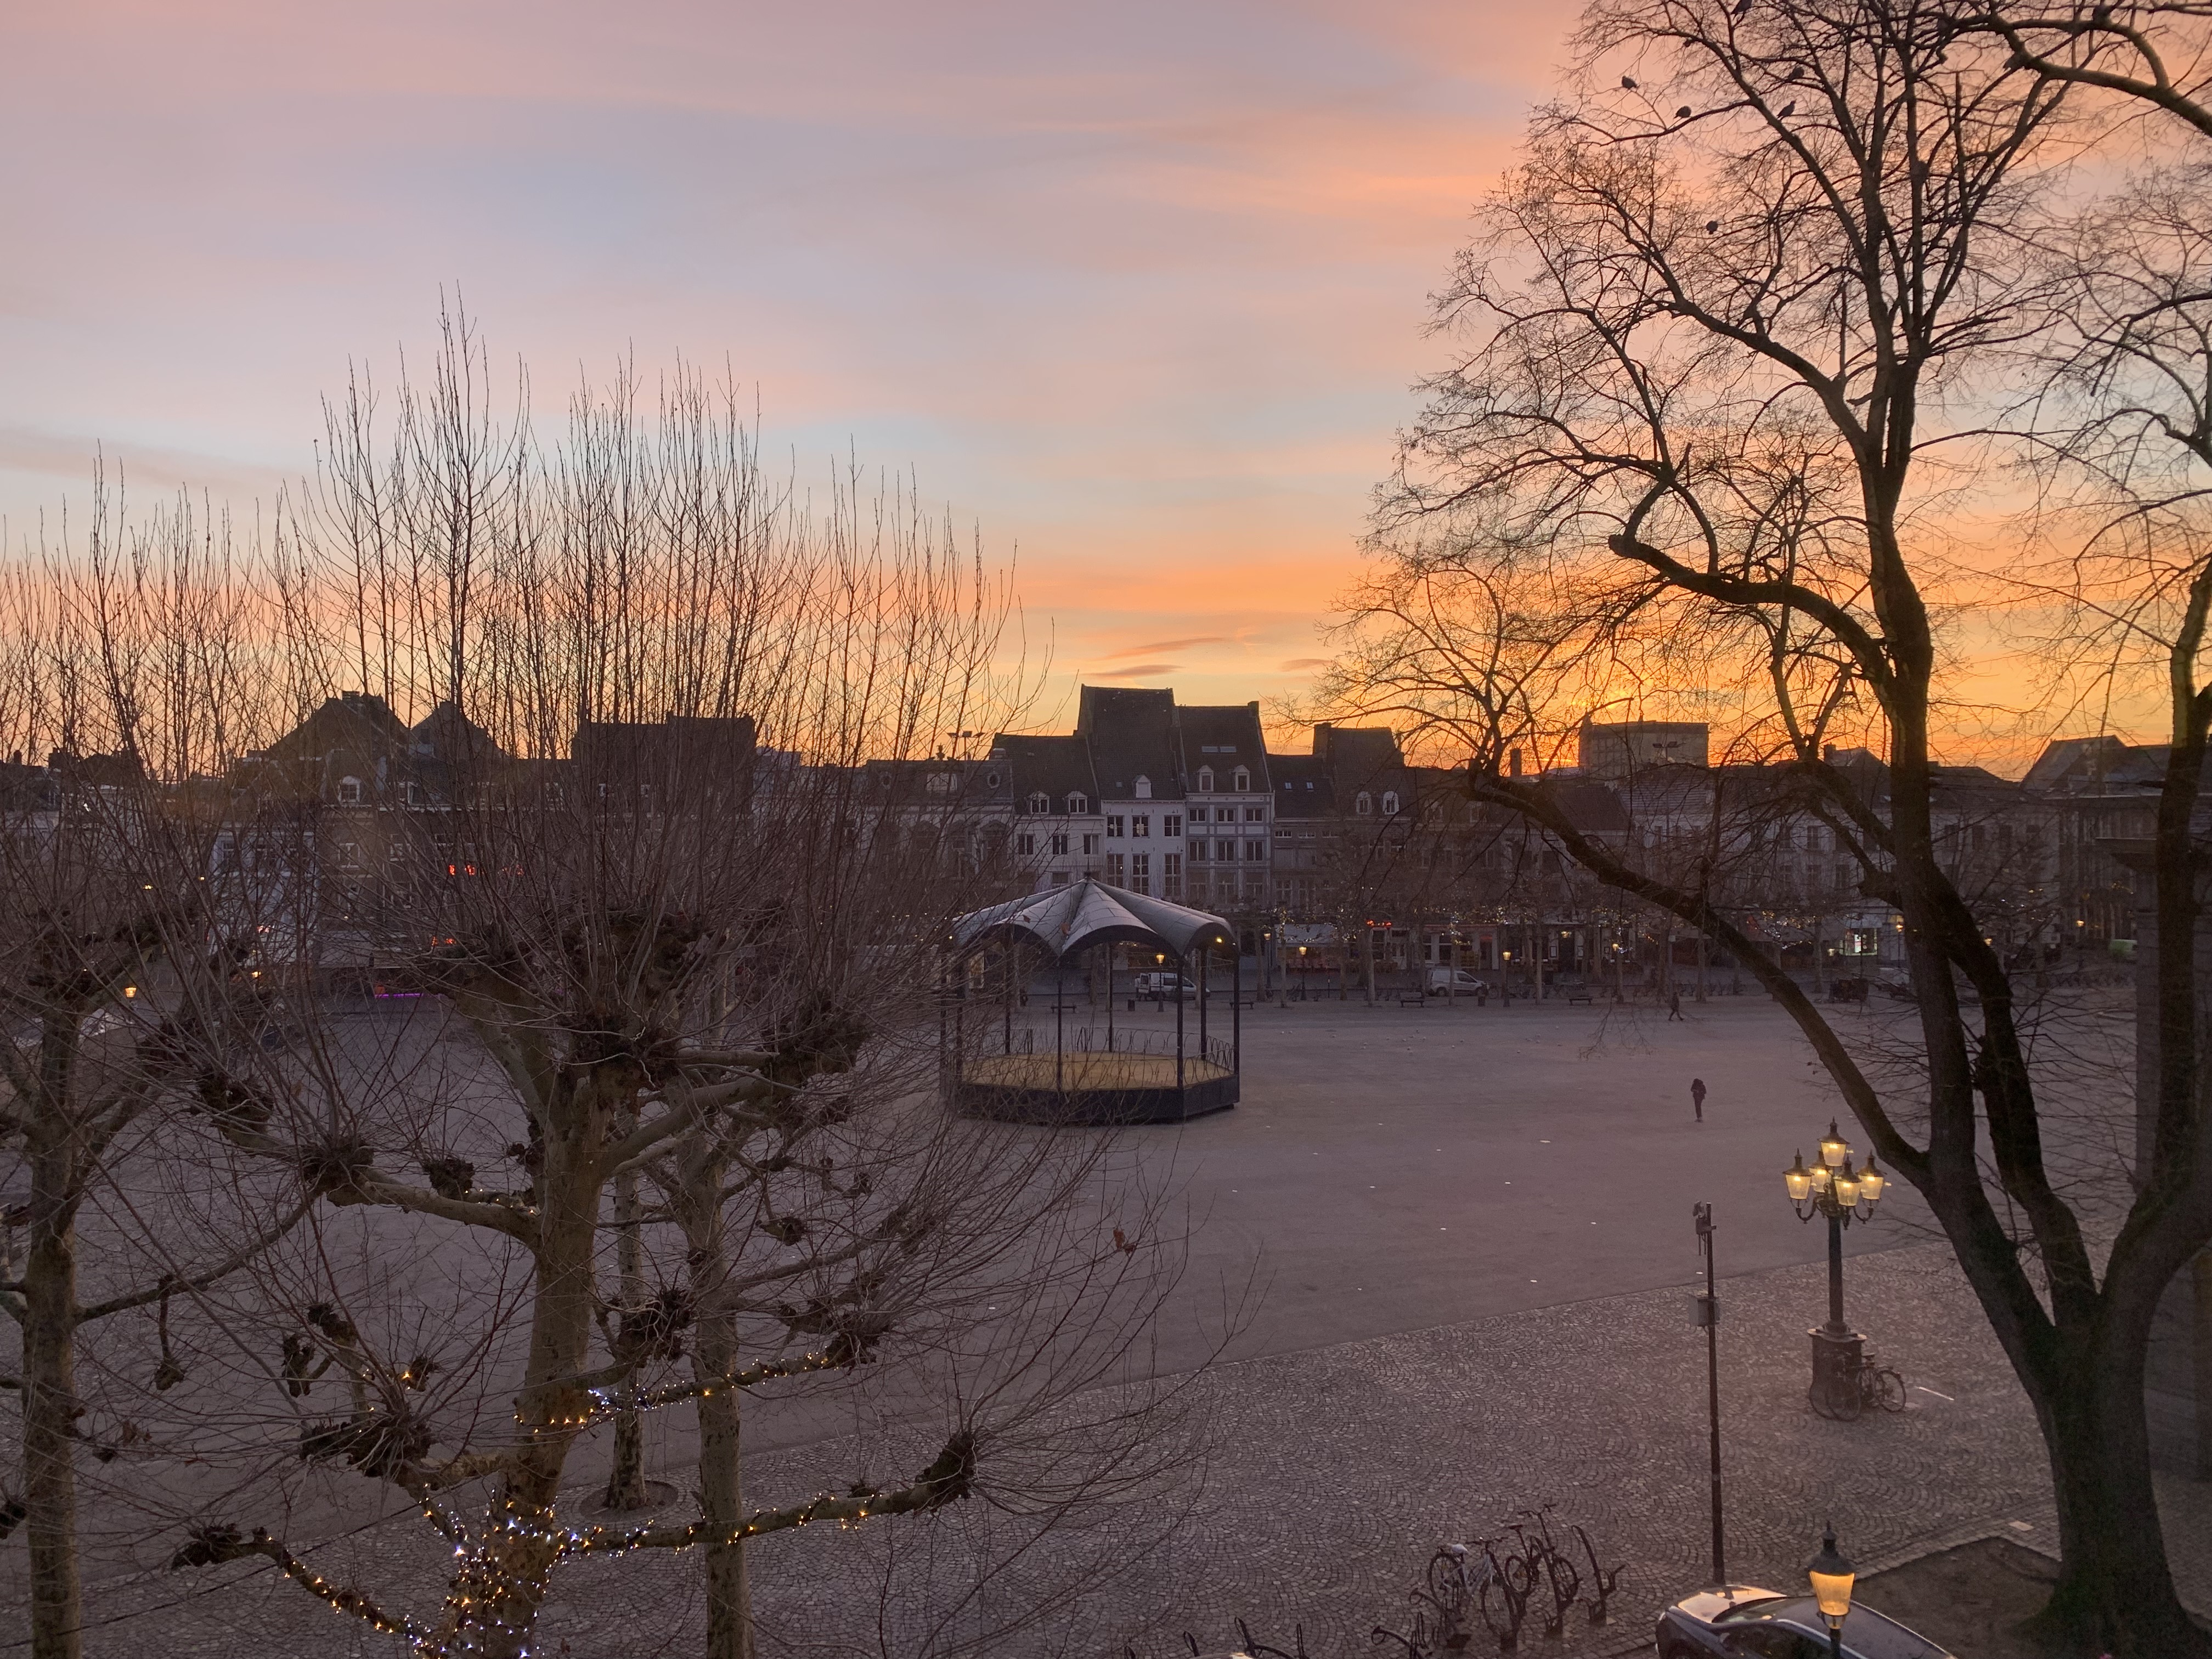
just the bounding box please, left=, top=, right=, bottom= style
left=1783, top=1120, right=1886, bottom=1216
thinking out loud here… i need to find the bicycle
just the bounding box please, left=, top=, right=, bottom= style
left=1810, top=1350, right=1909, bottom=1421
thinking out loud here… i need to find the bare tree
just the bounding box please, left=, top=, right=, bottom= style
left=1320, top=1, right=2212, bottom=1651
left=0, top=486, right=316, bottom=1659
left=153, top=325, right=1201, bottom=1659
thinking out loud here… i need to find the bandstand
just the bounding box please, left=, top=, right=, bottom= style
left=944, top=879, right=1242, bottom=1124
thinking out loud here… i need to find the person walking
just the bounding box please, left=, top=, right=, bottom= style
left=1669, top=989, right=1684, bottom=1022
left=1691, top=1076, right=1707, bottom=1122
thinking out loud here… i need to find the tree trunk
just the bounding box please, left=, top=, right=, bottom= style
left=22, top=1167, right=82, bottom=1659
left=602, top=1167, right=650, bottom=1512
left=693, top=1312, right=750, bottom=1659
left=672, top=1144, right=750, bottom=1659
left=2027, top=1336, right=2210, bottom=1657
left=438, top=1122, right=607, bottom=1659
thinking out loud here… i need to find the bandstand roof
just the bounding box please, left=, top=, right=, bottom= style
left=950, top=878, right=1233, bottom=964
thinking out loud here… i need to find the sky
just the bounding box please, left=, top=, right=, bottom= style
left=0, top=0, right=1576, bottom=733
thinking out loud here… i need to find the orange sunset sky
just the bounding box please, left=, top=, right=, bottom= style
left=0, top=3, right=2098, bottom=769
left=0, top=1, right=1575, bottom=730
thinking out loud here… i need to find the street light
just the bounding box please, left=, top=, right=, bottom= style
left=1805, top=1525, right=1855, bottom=1658
left=1784, top=1119, right=1885, bottom=1417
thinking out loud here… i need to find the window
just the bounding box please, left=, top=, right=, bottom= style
left=1050, top=832, right=1069, bottom=856
left=1214, top=838, right=1233, bottom=862
left=1081, top=833, right=1100, bottom=855
left=213, top=837, right=240, bottom=874
left=336, top=841, right=364, bottom=869
left=389, top=842, right=406, bottom=864
left=1197, top=766, right=1214, bottom=792
left=1026, top=791, right=1051, bottom=814
left=1163, top=851, right=1182, bottom=899
left=1016, top=832, right=1037, bottom=856
left=405, top=782, right=425, bottom=809
left=1275, top=826, right=1291, bottom=839
left=336, top=775, right=364, bottom=804
left=1243, top=869, right=1267, bottom=901
left=1189, top=805, right=1209, bottom=823
left=1245, top=804, right=1266, bottom=823
left=1107, top=815, right=1125, bottom=837
left=1164, top=814, right=1182, bottom=837
left=1130, top=852, right=1150, bottom=894
left=1232, top=766, right=1250, bottom=792
left=1133, top=775, right=1152, bottom=799
left=1192, top=840, right=1209, bottom=863
left=1381, top=790, right=1400, bottom=816
left=1355, top=791, right=1374, bottom=816
left=1106, top=852, right=1125, bottom=882
left=984, top=769, right=1002, bottom=789
left=1245, top=838, right=1265, bottom=861
left=1066, top=792, right=1088, bottom=814
left=926, top=771, right=958, bottom=793
left=1132, top=815, right=1150, bottom=837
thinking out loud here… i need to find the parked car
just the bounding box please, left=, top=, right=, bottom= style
left=1424, top=967, right=1489, bottom=996
left=1656, top=1586, right=1954, bottom=1658
left=1130, top=972, right=1198, bottom=998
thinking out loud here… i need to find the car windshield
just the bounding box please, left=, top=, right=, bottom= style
left=1711, top=1596, right=1792, bottom=1623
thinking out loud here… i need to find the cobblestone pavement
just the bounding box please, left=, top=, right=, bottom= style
left=32, top=1238, right=2208, bottom=1657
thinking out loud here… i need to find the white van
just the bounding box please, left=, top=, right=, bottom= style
left=1425, top=967, right=1488, bottom=996
left=1130, top=972, right=1198, bottom=998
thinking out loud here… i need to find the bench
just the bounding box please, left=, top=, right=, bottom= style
left=1397, top=989, right=1426, bottom=1009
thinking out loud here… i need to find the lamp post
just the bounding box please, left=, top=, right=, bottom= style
left=1783, top=1120, right=1887, bottom=1417
left=1805, top=1525, right=1856, bottom=1658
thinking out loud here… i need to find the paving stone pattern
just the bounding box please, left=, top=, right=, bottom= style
left=25, top=1238, right=2209, bottom=1658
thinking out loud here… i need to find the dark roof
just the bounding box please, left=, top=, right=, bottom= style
left=992, top=734, right=1098, bottom=809
left=1077, top=685, right=1184, bottom=801
left=1538, top=777, right=1631, bottom=837
left=1177, top=703, right=1271, bottom=789
left=2023, top=735, right=2131, bottom=794
left=1268, top=753, right=1335, bottom=819
left=411, top=700, right=506, bottom=765
left=261, top=692, right=409, bottom=764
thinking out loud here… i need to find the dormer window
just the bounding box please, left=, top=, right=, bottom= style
left=1381, top=789, right=1400, bottom=816
left=1232, top=766, right=1250, bottom=792
left=1134, top=775, right=1152, bottom=800
left=405, top=782, right=424, bottom=809
left=1066, top=792, right=1088, bottom=814
left=1355, top=791, right=1374, bottom=816
left=1197, top=766, right=1214, bottom=793
left=336, top=776, right=364, bottom=804
left=1026, top=791, right=1051, bottom=814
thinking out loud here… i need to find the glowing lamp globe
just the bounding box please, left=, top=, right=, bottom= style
left=1807, top=1525, right=1855, bottom=1628
left=1784, top=1152, right=1813, bottom=1203
left=1831, top=1162, right=1860, bottom=1207
left=1859, top=1156, right=1885, bottom=1203
left=1819, top=1120, right=1850, bottom=1169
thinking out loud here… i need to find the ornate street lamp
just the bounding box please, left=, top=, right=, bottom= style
left=1805, top=1524, right=1856, bottom=1658
left=1784, top=1120, right=1885, bottom=1417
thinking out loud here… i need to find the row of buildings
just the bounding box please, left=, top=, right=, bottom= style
left=13, top=687, right=2171, bottom=989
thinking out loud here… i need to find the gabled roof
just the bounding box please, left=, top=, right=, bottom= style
left=993, top=733, right=1098, bottom=808
left=1077, top=685, right=1184, bottom=801
left=2023, top=735, right=2131, bottom=794
left=1177, top=703, right=1271, bottom=791
left=261, top=692, right=409, bottom=764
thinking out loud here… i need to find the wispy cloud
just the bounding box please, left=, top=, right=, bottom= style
left=1088, top=663, right=1181, bottom=679
left=1278, top=657, right=1329, bottom=671
left=1095, top=635, right=1229, bottom=661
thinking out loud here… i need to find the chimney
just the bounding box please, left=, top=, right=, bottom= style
left=1823, top=744, right=1837, bottom=763
left=1509, top=748, right=1523, bottom=778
